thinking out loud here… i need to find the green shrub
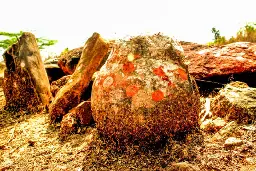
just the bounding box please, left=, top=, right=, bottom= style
left=209, top=22, right=256, bottom=46
left=0, top=31, right=57, bottom=51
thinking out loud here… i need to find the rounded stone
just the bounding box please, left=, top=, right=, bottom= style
left=91, top=33, right=200, bottom=144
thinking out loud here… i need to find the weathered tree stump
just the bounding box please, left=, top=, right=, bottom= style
left=49, top=33, right=109, bottom=122
left=2, top=32, right=52, bottom=112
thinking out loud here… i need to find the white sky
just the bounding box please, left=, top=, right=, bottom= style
left=0, top=0, right=255, bottom=57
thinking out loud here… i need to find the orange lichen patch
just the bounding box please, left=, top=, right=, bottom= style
left=123, top=62, right=135, bottom=74
left=126, top=85, right=139, bottom=97
left=120, top=75, right=130, bottom=87
left=152, top=90, right=164, bottom=102
left=176, top=68, right=188, bottom=80
left=162, top=75, right=169, bottom=81
left=153, top=66, right=166, bottom=77
left=134, top=54, right=141, bottom=59
left=108, top=49, right=121, bottom=62
left=153, top=66, right=171, bottom=82
left=120, top=80, right=128, bottom=87
left=168, top=81, right=176, bottom=88
left=114, top=49, right=119, bottom=54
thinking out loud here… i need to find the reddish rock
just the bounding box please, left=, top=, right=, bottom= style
left=69, top=100, right=92, bottom=125
left=50, top=75, right=71, bottom=97
left=49, top=33, right=109, bottom=122
left=58, top=44, right=112, bottom=75
left=2, top=32, right=51, bottom=112
left=58, top=47, right=83, bottom=75
left=186, top=42, right=256, bottom=79
left=59, top=100, right=91, bottom=137
left=59, top=100, right=92, bottom=136
left=60, top=112, right=77, bottom=136
left=92, top=33, right=200, bottom=144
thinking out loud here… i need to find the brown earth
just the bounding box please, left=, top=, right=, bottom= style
left=0, top=88, right=255, bottom=170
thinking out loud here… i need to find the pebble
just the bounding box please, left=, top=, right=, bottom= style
left=224, top=137, right=243, bottom=147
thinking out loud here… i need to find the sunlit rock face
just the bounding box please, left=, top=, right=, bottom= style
left=3, top=32, right=51, bottom=112
left=49, top=33, right=109, bottom=122
left=187, top=42, right=256, bottom=79
left=211, top=81, right=256, bottom=123
left=92, top=33, right=200, bottom=144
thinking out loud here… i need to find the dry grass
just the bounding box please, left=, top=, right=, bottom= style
left=0, top=89, right=256, bottom=170
left=0, top=111, right=95, bottom=170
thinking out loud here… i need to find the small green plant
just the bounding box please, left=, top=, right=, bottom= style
left=209, top=27, right=227, bottom=46
left=211, top=27, right=221, bottom=41
left=60, top=47, right=69, bottom=56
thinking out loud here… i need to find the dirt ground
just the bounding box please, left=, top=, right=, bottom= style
left=0, top=87, right=256, bottom=170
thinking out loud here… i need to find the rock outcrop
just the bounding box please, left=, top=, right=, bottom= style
left=2, top=32, right=51, bottom=112
left=187, top=42, right=256, bottom=79
left=211, top=81, right=256, bottom=123
left=184, top=42, right=256, bottom=95
left=91, top=33, right=200, bottom=145
left=49, top=33, right=109, bottom=122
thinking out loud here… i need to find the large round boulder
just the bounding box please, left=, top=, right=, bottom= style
left=91, top=33, right=200, bottom=144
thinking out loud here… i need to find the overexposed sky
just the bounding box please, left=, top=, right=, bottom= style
left=0, top=0, right=255, bottom=57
